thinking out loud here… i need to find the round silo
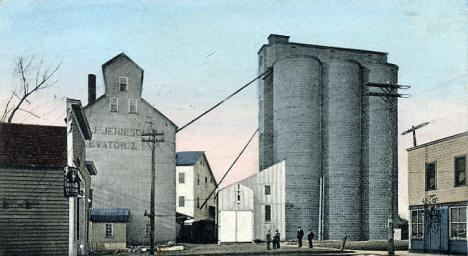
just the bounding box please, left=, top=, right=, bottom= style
left=324, top=60, right=362, bottom=240
left=272, top=56, right=322, bottom=239
left=364, top=63, right=398, bottom=240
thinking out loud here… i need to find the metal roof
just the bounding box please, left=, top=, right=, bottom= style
left=90, top=208, right=130, bottom=222
left=176, top=151, right=204, bottom=166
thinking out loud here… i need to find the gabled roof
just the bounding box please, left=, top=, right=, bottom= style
left=0, top=123, right=67, bottom=168
left=176, top=151, right=204, bottom=166
left=101, top=52, right=144, bottom=71
left=90, top=208, right=130, bottom=223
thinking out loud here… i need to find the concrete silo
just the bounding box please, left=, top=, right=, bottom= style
left=272, top=56, right=322, bottom=238
left=258, top=34, right=399, bottom=240
left=362, top=63, right=399, bottom=240
left=323, top=61, right=363, bottom=240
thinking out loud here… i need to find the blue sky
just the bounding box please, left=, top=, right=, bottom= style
left=1, top=0, right=467, bottom=218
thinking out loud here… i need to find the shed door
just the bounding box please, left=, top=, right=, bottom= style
left=236, top=211, right=253, bottom=242
left=219, top=211, right=236, bottom=242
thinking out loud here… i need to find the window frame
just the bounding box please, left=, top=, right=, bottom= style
left=178, top=172, right=185, bottom=184
left=119, top=76, right=128, bottom=91
left=410, top=209, right=424, bottom=239
left=450, top=206, right=467, bottom=240
left=105, top=223, right=113, bottom=238
left=128, top=99, right=137, bottom=114
left=265, top=205, right=271, bottom=222
left=110, top=97, right=119, bottom=112
left=454, top=155, right=466, bottom=187
left=265, top=185, right=271, bottom=195
left=425, top=162, right=437, bottom=191
left=178, top=196, right=185, bottom=207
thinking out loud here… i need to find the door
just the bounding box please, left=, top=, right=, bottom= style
left=218, top=211, right=253, bottom=242
left=424, top=207, right=448, bottom=252
left=236, top=211, right=253, bottom=242
left=219, top=211, right=236, bottom=242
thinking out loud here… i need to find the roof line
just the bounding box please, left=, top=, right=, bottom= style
left=407, top=131, right=468, bottom=151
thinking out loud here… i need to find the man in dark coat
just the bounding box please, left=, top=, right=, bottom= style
left=297, top=227, right=304, bottom=247
left=273, top=229, right=280, bottom=249
left=266, top=230, right=272, bottom=250
left=307, top=229, right=315, bottom=248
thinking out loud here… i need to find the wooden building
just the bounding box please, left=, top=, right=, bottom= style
left=89, top=208, right=130, bottom=251
left=217, top=183, right=254, bottom=243
left=0, top=99, right=95, bottom=256
left=408, top=131, right=467, bottom=254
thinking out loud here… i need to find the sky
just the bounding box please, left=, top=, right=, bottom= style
left=0, top=0, right=467, bottom=219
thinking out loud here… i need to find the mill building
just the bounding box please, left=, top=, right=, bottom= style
left=84, top=53, right=178, bottom=244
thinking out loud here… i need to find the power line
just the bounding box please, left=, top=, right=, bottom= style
left=176, top=69, right=272, bottom=133
left=199, top=128, right=258, bottom=209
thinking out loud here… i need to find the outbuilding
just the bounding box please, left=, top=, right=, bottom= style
left=90, top=208, right=130, bottom=251
left=217, top=183, right=254, bottom=243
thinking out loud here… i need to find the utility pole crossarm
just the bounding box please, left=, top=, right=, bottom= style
left=401, top=122, right=429, bottom=147
left=366, top=82, right=411, bottom=89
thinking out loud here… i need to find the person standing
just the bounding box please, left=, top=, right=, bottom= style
left=273, top=229, right=281, bottom=249
left=266, top=230, right=272, bottom=250
left=297, top=227, right=304, bottom=247
left=307, top=229, right=314, bottom=248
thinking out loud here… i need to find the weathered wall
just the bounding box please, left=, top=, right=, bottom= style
left=176, top=166, right=194, bottom=217
left=240, top=160, right=286, bottom=241
left=408, top=132, right=468, bottom=206
left=85, top=55, right=177, bottom=244
left=192, top=155, right=217, bottom=222
left=90, top=222, right=126, bottom=251
left=0, top=167, right=69, bottom=256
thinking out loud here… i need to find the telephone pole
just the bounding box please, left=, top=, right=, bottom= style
left=141, top=129, right=165, bottom=255
left=402, top=122, right=429, bottom=147
left=366, top=82, right=410, bottom=256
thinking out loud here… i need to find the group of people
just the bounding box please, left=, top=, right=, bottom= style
left=265, top=229, right=281, bottom=249
left=266, top=227, right=315, bottom=250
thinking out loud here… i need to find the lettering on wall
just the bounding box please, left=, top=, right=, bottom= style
left=87, top=126, right=147, bottom=150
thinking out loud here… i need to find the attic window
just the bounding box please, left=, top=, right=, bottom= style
left=119, top=77, right=128, bottom=91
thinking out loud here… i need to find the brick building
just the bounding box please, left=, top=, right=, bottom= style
left=258, top=34, right=398, bottom=240
left=84, top=53, right=177, bottom=244
left=0, top=99, right=95, bottom=256
left=408, top=131, right=467, bottom=254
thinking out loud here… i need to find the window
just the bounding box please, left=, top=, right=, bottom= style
left=197, top=174, right=200, bottom=185
left=178, top=196, right=185, bottom=207
left=110, top=97, right=118, bottom=112
left=411, top=210, right=424, bottom=238
left=119, top=76, right=128, bottom=91
left=205, top=177, right=207, bottom=188
left=128, top=99, right=137, bottom=113
left=455, top=156, right=466, bottom=187
left=105, top=223, right=113, bottom=238
left=265, top=205, right=271, bottom=222
left=265, top=185, right=271, bottom=195
left=425, top=162, right=437, bottom=191
left=450, top=206, right=466, bottom=239
left=197, top=197, right=200, bottom=208
left=179, top=172, right=185, bottom=184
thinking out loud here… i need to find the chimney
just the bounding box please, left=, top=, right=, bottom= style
left=88, top=74, right=96, bottom=105
left=268, top=34, right=290, bottom=44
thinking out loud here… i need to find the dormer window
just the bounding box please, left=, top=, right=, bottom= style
left=119, top=76, right=128, bottom=91
left=110, top=97, right=118, bottom=112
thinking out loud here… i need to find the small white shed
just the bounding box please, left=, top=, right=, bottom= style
left=217, top=183, right=254, bottom=243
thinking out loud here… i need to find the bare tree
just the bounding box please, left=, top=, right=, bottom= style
left=1, top=56, right=61, bottom=123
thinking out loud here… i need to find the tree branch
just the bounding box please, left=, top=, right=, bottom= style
left=18, top=108, right=41, bottom=119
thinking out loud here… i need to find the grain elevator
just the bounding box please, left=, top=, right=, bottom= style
left=258, top=35, right=398, bottom=240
